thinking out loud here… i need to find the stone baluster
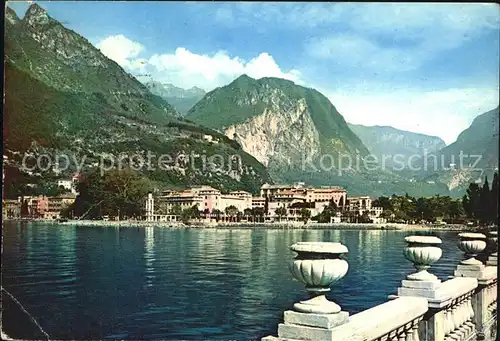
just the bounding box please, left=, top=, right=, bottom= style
left=485, top=280, right=497, bottom=319
left=455, top=298, right=466, bottom=338
left=449, top=300, right=461, bottom=340
left=410, top=318, right=422, bottom=341
left=397, top=326, right=406, bottom=341
left=443, top=296, right=472, bottom=341
left=443, top=305, right=453, bottom=337
left=465, top=294, right=475, bottom=335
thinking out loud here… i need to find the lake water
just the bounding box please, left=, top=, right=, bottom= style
left=2, top=222, right=464, bottom=340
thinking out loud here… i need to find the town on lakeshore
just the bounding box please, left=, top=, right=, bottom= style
left=3, top=171, right=499, bottom=229
left=144, top=182, right=385, bottom=224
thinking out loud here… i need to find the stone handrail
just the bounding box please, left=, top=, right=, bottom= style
left=324, top=297, right=427, bottom=341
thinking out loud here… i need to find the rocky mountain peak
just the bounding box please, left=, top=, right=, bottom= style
left=5, top=7, right=20, bottom=25
left=187, top=86, right=206, bottom=96
left=23, top=3, right=52, bottom=27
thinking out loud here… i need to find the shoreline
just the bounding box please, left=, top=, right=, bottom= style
left=4, top=219, right=477, bottom=231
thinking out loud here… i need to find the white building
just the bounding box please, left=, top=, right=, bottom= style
left=57, top=178, right=78, bottom=195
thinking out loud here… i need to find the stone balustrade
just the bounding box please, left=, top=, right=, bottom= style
left=484, top=280, right=497, bottom=322
left=263, top=296, right=427, bottom=341
left=261, top=231, right=498, bottom=341
left=441, top=290, right=476, bottom=341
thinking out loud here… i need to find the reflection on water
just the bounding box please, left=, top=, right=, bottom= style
left=144, top=226, right=155, bottom=288
left=2, top=223, right=463, bottom=340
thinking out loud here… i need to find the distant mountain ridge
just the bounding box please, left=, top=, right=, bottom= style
left=424, top=107, right=499, bottom=192
left=144, top=80, right=206, bottom=114
left=348, top=123, right=446, bottom=168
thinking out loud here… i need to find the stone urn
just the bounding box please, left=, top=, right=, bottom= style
left=457, top=232, right=487, bottom=265
left=488, top=231, right=498, bottom=256
left=289, top=242, right=348, bottom=314
left=403, top=236, right=442, bottom=281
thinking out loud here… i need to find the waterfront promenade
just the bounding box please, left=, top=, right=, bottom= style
left=43, top=219, right=476, bottom=231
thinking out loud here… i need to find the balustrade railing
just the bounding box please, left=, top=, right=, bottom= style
left=484, top=279, right=497, bottom=321
left=261, top=230, right=498, bottom=341
left=442, top=292, right=476, bottom=341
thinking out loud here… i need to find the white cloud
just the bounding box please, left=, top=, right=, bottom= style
left=220, top=3, right=499, bottom=36
left=96, top=35, right=145, bottom=69
left=94, top=35, right=302, bottom=90
left=214, top=7, right=234, bottom=25
left=218, top=3, right=499, bottom=73
left=306, top=34, right=422, bottom=72
left=348, top=3, right=499, bottom=39
left=93, top=33, right=499, bottom=144
left=147, top=48, right=302, bottom=90
left=326, top=87, right=500, bottom=145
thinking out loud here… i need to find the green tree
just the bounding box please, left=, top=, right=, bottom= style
left=170, top=204, right=182, bottom=216
left=359, top=211, right=372, bottom=223
left=490, top=172, right=499, bottom=223
left=20, top=199, right=29, bottom=217
left=463, top=182, right=481, bottom=222
left=68, top=168, right=150, bottom=220
left=316, top=202, right=338, bottom=223
left=243, top=208, right=253, bottom=221
left=380, top=209, right=394, bottom=222
left=101, top=168, right=151, bottom=219
left=212, top=209, right=223, bottom=222
left=252, top=207, right=265, bottom=222
left=275, top=206, right=288, bottom=221
left=338, top=196, right=345, bottom=209
left=299, top=207, right=311, bottom=224
left=225, top=205, right=239, bottom=222
left=156, top=202, right=170, bottom=215
left=181, top=205, right=201, bottom=223
left=447, top=199, right=465, bottom=224
left=373, top=196, right=392, bottom=211
left=479, top=176, right=490, bottom=224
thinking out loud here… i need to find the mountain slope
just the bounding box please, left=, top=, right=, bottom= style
left=441, top=107, right=499, bottom=165
left=348, top=123, right=446, bottom=167
left=3, top=4, right=271, bottom=195
left=5, top=4, right=177, bottom=124
left=144, top=81, right=206, bottom=114
left=187, top=75, right=369, bottom=169
left=422, top=107, right=499, bottom=192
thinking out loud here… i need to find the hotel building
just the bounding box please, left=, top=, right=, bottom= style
left=145, top=186, right=253, bottom=221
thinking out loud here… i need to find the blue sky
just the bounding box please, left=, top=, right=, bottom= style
left=7, top=1, right=500, bottom=144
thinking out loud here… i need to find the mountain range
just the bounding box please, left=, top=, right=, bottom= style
left=185, top=75, right=454, bottom=197
left=3, top=4, right=498, bottom=198
left=421, top=107, right=499, bottom=193
left=143, top=80, right=206, bottom=114
left=348, top=124, right=446, bottom=172
left=3, top=4, right=270, bottom=197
